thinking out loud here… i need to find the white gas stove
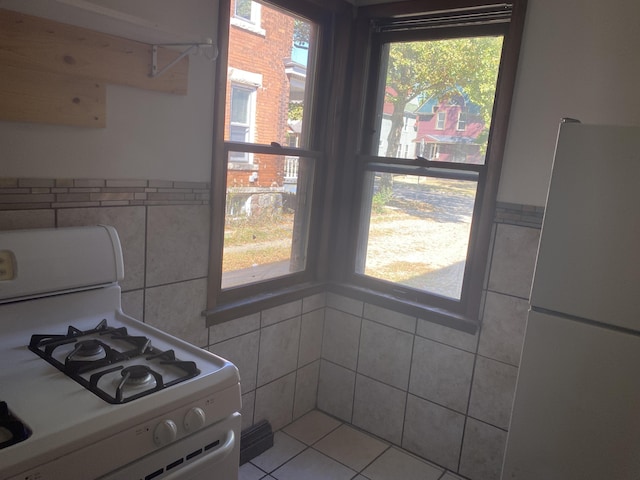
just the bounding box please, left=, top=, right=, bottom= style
left=0, top=226, right=241, bottom=480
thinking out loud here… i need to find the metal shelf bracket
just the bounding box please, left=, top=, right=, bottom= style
left=150, top=40, right=217, bottom=78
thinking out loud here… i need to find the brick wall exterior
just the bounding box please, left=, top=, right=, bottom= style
left=226, top=1, right=294, bottom=188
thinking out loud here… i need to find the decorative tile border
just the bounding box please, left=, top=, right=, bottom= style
left=0, top=178, right=210, bottom=210
left=494, top=201, right=544, bottom=228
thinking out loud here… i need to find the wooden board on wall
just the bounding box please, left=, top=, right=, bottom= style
left=0, top=64, right=106, bottom=128
left=0, top=8, right=188, bottom=95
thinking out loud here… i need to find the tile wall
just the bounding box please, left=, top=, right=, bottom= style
left=316, top=203, right=543, bottom=480
left=1, top=180, right=542, bottom=480
left=0, top=177, right=323, bottom=435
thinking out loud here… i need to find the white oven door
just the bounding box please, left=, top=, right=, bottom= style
left=98, top=413, right=240, bottom=480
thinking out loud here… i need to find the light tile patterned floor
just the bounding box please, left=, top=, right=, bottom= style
left=240, top=410, right=467, bottom=480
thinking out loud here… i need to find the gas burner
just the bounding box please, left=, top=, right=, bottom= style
left=0, top=402, right=31, bottom=450
left=120, top=365, right=154, bottom=387
left=71, top=339, right=106, bottom=359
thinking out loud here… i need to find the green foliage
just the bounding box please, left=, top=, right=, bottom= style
left=293, top=19, right=311, bottom=49
left=384, top=36, right=504, bottom=157
left=288, top=102, right=304, bottom=121
left=372, top=186, right=394, bottom=214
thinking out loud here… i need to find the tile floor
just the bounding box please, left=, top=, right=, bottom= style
left=239, top=410, right=466, bottom=480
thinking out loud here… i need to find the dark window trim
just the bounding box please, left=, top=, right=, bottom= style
left=205, top=0, right=526, bottom=330
left=331, top=0, right=527, bottom=327
left=205, top=0, right=353, bottom=325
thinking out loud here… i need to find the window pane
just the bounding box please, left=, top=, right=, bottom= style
left=230, top=86, right=251, bottom=124
left=222, top=153, right=314, bottom=289
left=356, top=170, right=478, bottom=300
left=377, top=36, right=503, bottom=164
left=226, top=2, right=316, bottom=148
left=234, top=0, right=252, bottom=21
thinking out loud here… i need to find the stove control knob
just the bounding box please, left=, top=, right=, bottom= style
left=184, top=407, right=206, bottom=432
left=153, top=419, right=178, bottom=446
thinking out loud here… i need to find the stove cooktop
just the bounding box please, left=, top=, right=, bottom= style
left=29, top=319, right=201, bottom=404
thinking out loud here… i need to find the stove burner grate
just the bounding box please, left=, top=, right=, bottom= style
left=28, top=319, right=200, bottom=404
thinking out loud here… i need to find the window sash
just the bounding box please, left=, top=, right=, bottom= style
left=342, top=8, right=522, bottom=320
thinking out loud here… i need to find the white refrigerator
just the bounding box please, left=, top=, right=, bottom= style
left=501, top=121, right=640, bottom=479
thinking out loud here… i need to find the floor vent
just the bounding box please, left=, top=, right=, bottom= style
left=240, top=420, right=274, bottom=465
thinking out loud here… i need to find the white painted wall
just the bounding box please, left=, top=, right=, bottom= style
left=1, top=0, right=639, bottom=203
left=499, top=0, right=640, bottom=206
left=0, top=0, right=218, bottom=182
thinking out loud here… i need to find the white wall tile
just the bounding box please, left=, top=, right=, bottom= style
left=302, top=292, right=326, bottom=313
left=261, top=300, right=302, bottom=327
left=209, top=312, right=260, bottom=344
left=358, top=320, right=413, bottom=390
left=459, top=418, right=507, bottom=480
left=353, top=375, right=406, bottom=445
left=317, top=360, right=355, bottom=423
left=416, top=318, right=478, bottom=353
left=322, top=308, right=361, bottom=370
left=144, top=278, right=208, bottom=347
left=257, top=317, right=301, bottom=387
left=326, top=292, right=364, bottom=317
left=409, top=337, right=474, bottom=414
left=210, top=331, right=260, bottom=393
left=363, top=303, right=416, bottom=333
left=254, top=373, right=296, bottom=431
left=488, top=224, right=540, bottom=299
left=293, top=360, right=320, bottom=419
left=298, top=309, right=324, bottom=367
left=402, top=395, right=465, bottom=472
left=468, top=356, right=518, bottom=429
left=478, top=292, right=528, bottom=366
left=145, top=205, right=209, bottom=287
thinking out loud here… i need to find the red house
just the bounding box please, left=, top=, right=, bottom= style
left=414, top=94, right=487, bottom=164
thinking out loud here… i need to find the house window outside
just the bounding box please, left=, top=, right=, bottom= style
left=209, top=0, right=323, bottom=312
left=229, top=85, right=254, bottom=162
left=457, top=111, right=467, bottom=131
left=234, top=0, right=260, bottom=25
left=345, top=1, right=525, bottom=323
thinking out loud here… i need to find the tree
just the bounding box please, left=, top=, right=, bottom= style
left=384, top=36, right=503, bottom=159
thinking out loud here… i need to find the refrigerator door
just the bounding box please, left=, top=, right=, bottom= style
left=502, top=310, right=640, bottom=480
left=530, top=123, right=640, bottom=331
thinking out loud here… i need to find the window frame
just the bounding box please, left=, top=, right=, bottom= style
left=331, top=0, right=527, bottom=331
left=206, top=0, right=350, bottom=324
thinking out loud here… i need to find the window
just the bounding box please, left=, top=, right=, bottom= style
left=207, top=0, right=335, bottom=320
left=207, top=0, right=526, bottom=328
left=229, top=85, right=254, bottom=162
left=338, top=1, right=527, bottom=327
left=457, top=111, right=467, bottom=131
left=234, top=0, right=260, bottom=25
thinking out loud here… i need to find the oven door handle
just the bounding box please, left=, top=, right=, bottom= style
left=161, top=428, right=237, bottom=480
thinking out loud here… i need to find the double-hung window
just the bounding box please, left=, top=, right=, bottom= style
left=338, top=1, right=526, bottom=330
left=207, top=0, right=337, bottom=321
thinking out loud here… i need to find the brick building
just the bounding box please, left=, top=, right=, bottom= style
left=225, top=0, right=295, bottom=189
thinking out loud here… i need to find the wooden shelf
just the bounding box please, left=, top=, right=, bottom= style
left=0, top=8, right=190, bottom=128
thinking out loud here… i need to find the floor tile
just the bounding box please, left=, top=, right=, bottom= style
left=362, top=447, right=444, bottom=480
left=283, top=410, right=341, bottom=445
left=271, top=448, right=356, bottom=480
left=250, top=431, right=306, bottom=473
left=240, top=462, right=268, bottom=480
left=314, top=424, right=388, bottom=471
